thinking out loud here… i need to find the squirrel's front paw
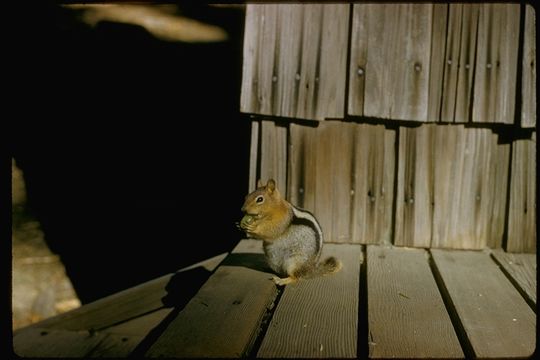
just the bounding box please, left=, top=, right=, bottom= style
left=271, top=276, right=296, bottom=286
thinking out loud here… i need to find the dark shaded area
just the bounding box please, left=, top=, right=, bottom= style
left=11, top=3, right=250, bottom=303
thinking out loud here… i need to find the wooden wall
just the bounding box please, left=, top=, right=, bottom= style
left=241, top=4, right=536, bottom=252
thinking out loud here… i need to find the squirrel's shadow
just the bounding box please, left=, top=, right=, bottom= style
left=161, top=253, right=270, bottom=308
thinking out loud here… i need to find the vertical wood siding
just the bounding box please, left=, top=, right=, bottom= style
left=507, top=133, right=536, bottom=253
left=242, top=4, right=535, bottom=251
left=521, top=4, right=536, bottom=128
left=472, top=4, right=520, bottom=124
left=240, top=4, right=349, bottom=121
left=348, top=4, right=433, bottom=121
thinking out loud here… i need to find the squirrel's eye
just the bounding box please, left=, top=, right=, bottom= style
left=256, top=196, right=264, bottom=203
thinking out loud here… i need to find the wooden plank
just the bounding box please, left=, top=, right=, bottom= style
left=314, top=122, right=336, bottom=243
left=145, top=239, right=278, bottom=358
left=491, top=249, right=536, bottom=307
left=367, top=246, right=463, bottom=358
left=440, top=4, right=479, bottom=123
left=351, top=124, right=396, bottom=244
left=431, top=249, right=536, bottom=358
left=27, top=253, right=226, bottom=332
left=240, top=4, right=278, bottom=116
left=522, top=4, right=536, bottom=128
left=257, top=244, right=362, bottom=358
left=394, top=125, right=434, bottom=247
left=432, top=125, right=510, bottom=249
left=440, top=4, right=464, bottom=123
left=348, top=4, right=369, bottom=116
left=13, top=327, right=106, bottom=357
left=290, top=122, right=395, bottom=245
left=260, top=120, right=288, bottom=194
left=507, top=134, right=536, bottom=253
left=330, top=122, right=354, bottom=242
left=454, top=4, right=479, bottom=123
left=86, top=333, right=144, bottom=358
left=85, top=308, right=173, bottom=357
left=240, top=4, right=349, bottom=121
left=353, top=4, right=432, bottom=121
left=396, top=125, right=510, bottom=249
left=249, top=120, right=259, bottom=192
left=427, top=3, right=448, bottom=122
left=288, top=123, right=317, bottom=212
left=472, top=4, right=520, bottom=123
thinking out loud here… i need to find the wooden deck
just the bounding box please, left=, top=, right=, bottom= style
left=13, top=240, right=536, bottom=358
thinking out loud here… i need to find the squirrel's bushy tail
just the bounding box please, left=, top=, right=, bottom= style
left=304, top=256, right=342, bottom=278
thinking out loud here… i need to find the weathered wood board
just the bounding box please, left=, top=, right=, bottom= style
left=23, top=253, right=226, bottom=332
left=257, top=244, right=362, bottom=358
left=241, top=4, right=349, bottom=121
left=394, top=125, right=434, bottom=247
left=507, top=133, right=536, bottom=253
left=83, top=308, right=173, bottom=357
left=472, top=4, right=520, bottom=124
left=427, top=3, right=448, bottom=122
left=348, top=4, right=433, bottom=121
left=431, top=249, right=536, bottom=358
left=13, top=327, right=106, bottom=358
left=260, top=120, right=288, bottom=194
left=367, top=246, right=463, bottom=358
left=350, top=124, right=395, bottom=244
left=522, top=4, right=536, bottom=128
left=440, top=4, right=479, bottom=123
left=249, top=119, right=260, bottom=192
left=288, top=122, right=395, bottom=244
left=491, top=249, right=536, bottom=307
left=431, top=125, right=509, bottom=249
left=395, top=125, right=510, bottom=249
left=145, top=240, right=278, bottom=358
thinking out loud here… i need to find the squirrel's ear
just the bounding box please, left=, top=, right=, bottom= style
left=257, top=179, right=264, bottom=189
left=266, top=179, right=276, bottom=193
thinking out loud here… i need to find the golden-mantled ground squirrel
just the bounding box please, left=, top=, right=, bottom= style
left=240, top=179, right=342, bottom=285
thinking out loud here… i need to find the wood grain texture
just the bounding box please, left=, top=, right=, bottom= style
left=491, top=249, right=536, bottom=307
left=257, top=244, right=362, bottom=358
left=367, top=246, right=463, bottom=358
left=432, top=125, right=509, bottom=249
left=27, top=272, right=174, bottom=332
left=440, top=4, right=479, bottom=123
left=427, top=3, right=448, bottom=122
left=260, top=120, right=288, bottom=194
left=472, top=4, right=520, bottom=123
left=83, top=308, right=174, bottom=357
left=350, top=4, right=433, bottom=121
left=394, top=125, right=434, bottom=247
left=13, top=327, right=106, bottom=358
left=249, top=120, right=259, bottom=192
left=396, top=125, right=510, bottom=249
left=431, top=249, right=536, bottom=358
left=288, top=122, right=394, bottom=244
left=288, top=123, right=317, bottom=212
left=21, top=253, right=226, bottom=333
left=522, top=4, right=536, bottom=128
left=351, top=124, right=396, bottom=244
left=347, top=4, right=369, bottom=116
left=507, top=134, right=536, bottom=253
left=241, top=4, right=349, bottom=121
left=145, top=239, right=278, bottom=358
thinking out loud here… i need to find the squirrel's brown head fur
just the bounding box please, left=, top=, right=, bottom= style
left=241, top=179, right=283, bottom=216
left=240, top=179, right=292, bottom=240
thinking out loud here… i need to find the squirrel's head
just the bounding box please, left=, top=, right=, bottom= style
left=241, top=179, right=283, bottom=216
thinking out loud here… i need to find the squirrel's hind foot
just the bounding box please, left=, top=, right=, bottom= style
left=271, top=275, right=296, bottom=286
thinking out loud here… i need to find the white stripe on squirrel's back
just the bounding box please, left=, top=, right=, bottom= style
left=291, top=205, right=324, bottom=252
